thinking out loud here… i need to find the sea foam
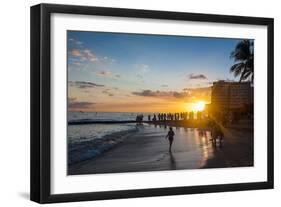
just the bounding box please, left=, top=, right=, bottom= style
left=68, top=127, right=138, bottom=165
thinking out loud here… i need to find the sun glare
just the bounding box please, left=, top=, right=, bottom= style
left=191, top=101, right=206, bottom=112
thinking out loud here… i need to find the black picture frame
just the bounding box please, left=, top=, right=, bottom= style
left=30, top=3, right=274, bottom=204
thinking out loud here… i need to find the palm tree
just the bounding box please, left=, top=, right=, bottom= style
left=230, top=40, right=254, bottom=82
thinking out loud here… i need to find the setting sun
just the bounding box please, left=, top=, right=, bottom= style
left=191, top=101, right=206, bottom=112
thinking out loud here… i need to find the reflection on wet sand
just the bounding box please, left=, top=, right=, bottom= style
left=69, top=123, right=253, bottom=175
left=169, top=152, right=176, bottom=170
left=69, top=124, right=219, bottom=175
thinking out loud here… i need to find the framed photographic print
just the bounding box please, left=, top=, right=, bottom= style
left=30, top=3, right=274, bottom=203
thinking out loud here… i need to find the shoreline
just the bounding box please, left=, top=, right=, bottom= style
left=68, top=123, right=253, bottom=175
left=68, top=119, right=210, bottom=129
left=68, top=127, right=138, bottom=165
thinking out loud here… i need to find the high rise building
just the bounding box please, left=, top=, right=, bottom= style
left=210, top=81, right=253, bottom=112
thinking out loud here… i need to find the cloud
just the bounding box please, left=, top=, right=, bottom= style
left=69, top=81, right=104, bottom=89
left=82, top=49, right=98, bottom=62
left=68, top=97, right=95, bottom=110
left=68, top=38, right=83, bottom=45
left=182, top=87, right=211, bottom=99
left=72, top=61, right=83, bottom=66
left=173, top=92, right=187, bottom=98
left=136, top=64, right=150, bottom=73
left=69, top=48, right=98, bottom=62
left=132, top=90, right=179, bottom=98
left=161, top=84, right=168, bottom=87
left=135, top=64, right=150, bottom=81
left=102, top=56, right=116, bottom=63
left=97, top=70, right=112, bottom=77
left=188, top=73, right=208, bottom=80
left=132, top=87, right=211, bottom=101
left=102, top=89, right=114, bottom=97
left=96, top=71, right=121, bottom=79
left=68, top=41, right=116, bottom=65
left=70, top=48, right=82, bottom=57
left=68, top=101, right=95, bottom=109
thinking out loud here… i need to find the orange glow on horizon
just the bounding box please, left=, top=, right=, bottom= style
left=69, top=100, right=210, bottom=113
left=190, top=101, right=206, bottom=112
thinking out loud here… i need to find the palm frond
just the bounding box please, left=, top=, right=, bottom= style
left=230, top=63, right=245, bottom=78
left=230, top=40, right=254, bottom=83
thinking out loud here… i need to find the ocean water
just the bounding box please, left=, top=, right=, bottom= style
left=68, top=111, right=151, bottom=123
left=68, top=112, right=146, bottom=165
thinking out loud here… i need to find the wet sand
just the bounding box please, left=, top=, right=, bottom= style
left=204, top=127, right=254, bottom=168
left=68, top=124, right=253, bottom=175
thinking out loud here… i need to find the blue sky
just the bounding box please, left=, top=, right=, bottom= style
left=67, top=31, right=244, bottom=112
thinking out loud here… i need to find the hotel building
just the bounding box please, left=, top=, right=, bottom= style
left=207, top=81, right=253, bottom=113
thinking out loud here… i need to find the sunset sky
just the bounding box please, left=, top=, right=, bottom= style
left=67, top=31, right=241, bottom=112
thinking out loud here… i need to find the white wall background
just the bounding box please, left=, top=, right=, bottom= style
left=0, top=0, right=279, bottom=206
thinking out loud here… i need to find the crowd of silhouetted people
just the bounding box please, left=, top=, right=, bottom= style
left=145, top=111, right=204, bottom=122
left=136, top=114, right=144, bottom=122
left=135, top=112, right=225, bottom=147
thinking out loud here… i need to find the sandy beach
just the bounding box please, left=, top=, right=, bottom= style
left=68, top=123, right=253, bottom=175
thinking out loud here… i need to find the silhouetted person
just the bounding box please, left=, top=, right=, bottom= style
left=152, top=114, right=156, bottom=122
left=148, top=114, right=151, bottom=121
left=197, top=111, right=202, bottom=121
left=136, top=114, right=143, bottom=123
left=166, top=127, right=175, bottom=152
left=210, top=122, right=224, bottom=147
left=183, top=112, right=187, bottom=120
left=189, top=111, right=194, bottom=120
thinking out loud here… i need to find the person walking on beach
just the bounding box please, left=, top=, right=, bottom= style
left=166, top=127, right=175, bottom=152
